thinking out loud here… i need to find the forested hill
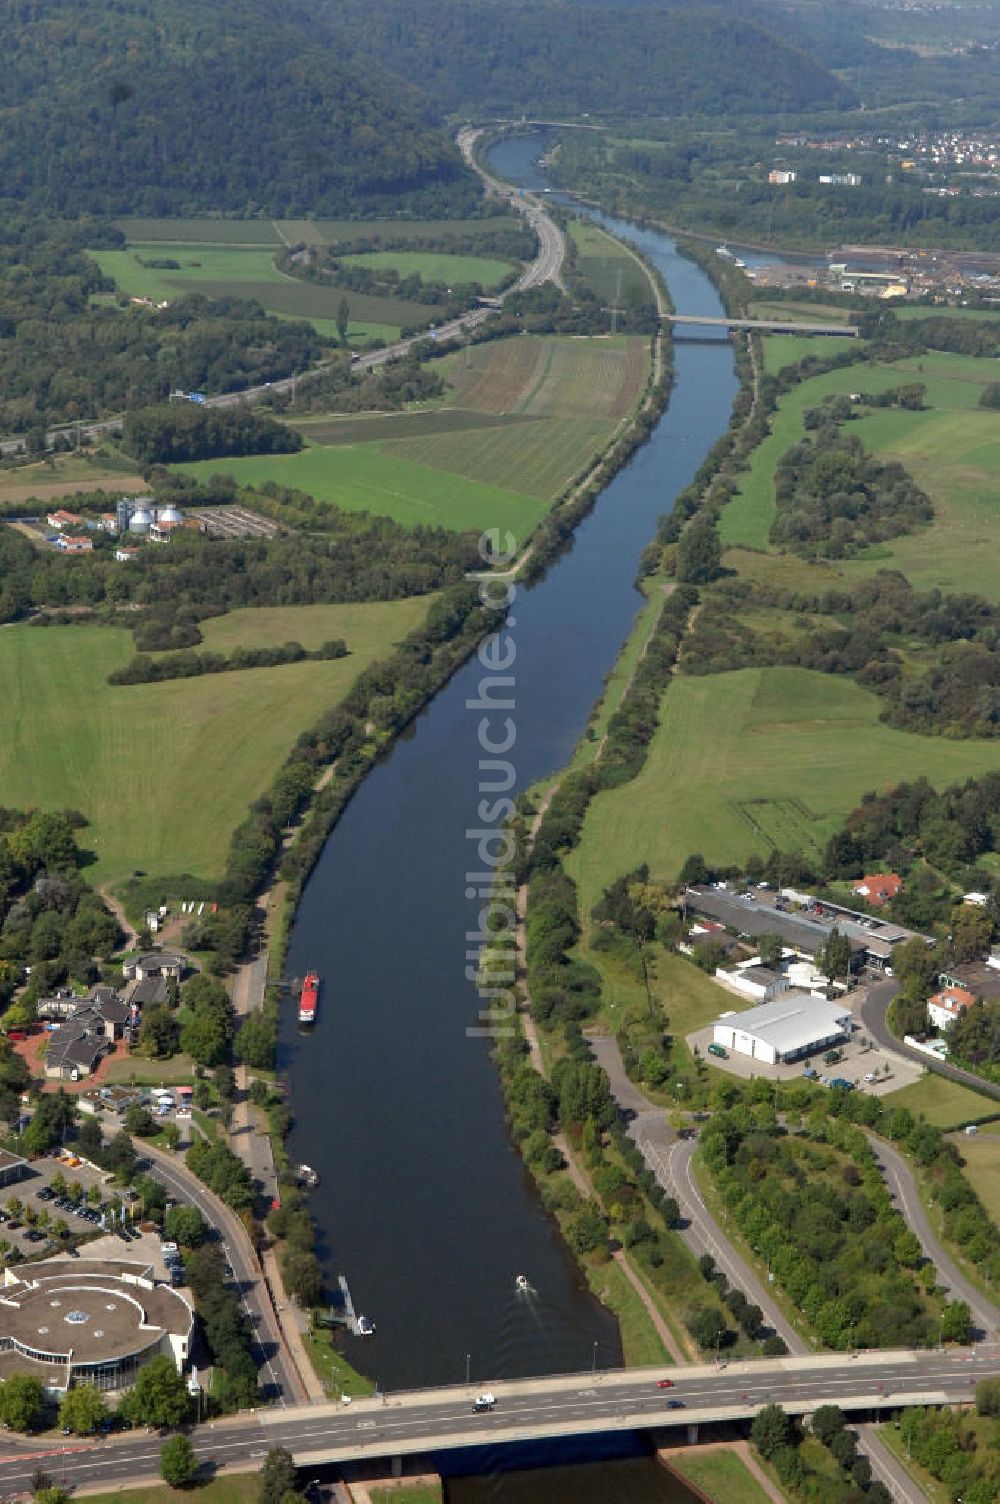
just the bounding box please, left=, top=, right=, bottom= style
left=321, top=0, right=854, bottom=117
left=0, top=0, right=475, bottom=217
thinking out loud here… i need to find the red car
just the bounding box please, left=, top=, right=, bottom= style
left=656, top=1379, right=674, bottom=1389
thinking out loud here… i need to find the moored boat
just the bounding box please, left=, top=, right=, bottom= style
left=299, top=971, right=320, bottom=1025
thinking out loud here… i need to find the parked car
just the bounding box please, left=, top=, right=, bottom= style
left=823, top=1049, right=843, bottom=1066
left=829, top=1077, right=855, bottom=1092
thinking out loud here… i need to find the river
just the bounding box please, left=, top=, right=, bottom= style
left=281, top=132, right=738, bottom=1417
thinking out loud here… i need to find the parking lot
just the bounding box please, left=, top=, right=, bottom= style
left=688, top=1006, right=926, bottom=1096
left=0, top=1151, right=150, bottom=1268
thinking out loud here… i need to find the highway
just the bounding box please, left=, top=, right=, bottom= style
left=0, top=133, right=565, bottom=460
left=861, top=978, right=1000, bottom=1103
left=0, top=1349, right=994, bottom=1488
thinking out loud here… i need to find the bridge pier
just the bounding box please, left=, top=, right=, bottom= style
left=391, top=1456, right=402, bottom=1479
left=687, top=1423, right=699, bottom=1446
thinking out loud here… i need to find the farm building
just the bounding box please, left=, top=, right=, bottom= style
left=712, top=994, right=852, bottom=1065
left=55, top=535, right=93, bottom=553
left=46, top=510, right=83, bottom=530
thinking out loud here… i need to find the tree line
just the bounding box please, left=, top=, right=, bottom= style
left=108, top=638, right=347, bottom=686
left=122, top=404, right=303, bottom=465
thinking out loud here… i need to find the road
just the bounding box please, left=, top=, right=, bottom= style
left=139, top=1141, right=304, bottom=1405
left=591, top=1033, right=936, bottom=1500
left=1, top=135, right=565, bottom=459
left=229, top=952, right=279, bottom=1208
left=861, top=979, right=1000, bottom=1103
left=0, top=1349, right=994, bottom=1488
left=870, top=1134, right=1000, bottom=1339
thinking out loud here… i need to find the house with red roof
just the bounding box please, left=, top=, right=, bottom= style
left=852, top=872, right=903, bottom=908
left=928, top=985, right=975, bottom=1032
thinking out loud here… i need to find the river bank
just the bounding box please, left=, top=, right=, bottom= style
left=277, top=132, right=740, bottom=1395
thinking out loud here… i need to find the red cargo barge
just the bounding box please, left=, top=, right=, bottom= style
left=298, top=971, right=319, bottom=1026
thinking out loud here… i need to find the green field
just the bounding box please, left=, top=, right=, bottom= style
left=567, top=667, right=1000, bottom=914
left=115, top=216, right=520, bottom=248
left=950, top=1124, right=1000, bottom=1223
left=720, top=349, right=1000, bottom=598
left=176, top=446, right=547, bottom=541
left=667, top=1449, right=781, bottom=1504
left=0, top=600, right=430, bottom=886
left=89, top=244, right=427, bottom=344
left=179, top=334, right=647, bottom=542
left=886, top=1074, right=997, bottom=1129
left=338, top=249, right=514, bottom=288
left=569, top=220, right=652, bottom=306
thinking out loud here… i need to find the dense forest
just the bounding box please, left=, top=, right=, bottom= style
left=122, top=404, right=303, bottom=465
left=321, top=0, right=851, bottom=116
left=0, top=0, right=474, bottom=217
left=0, top=222, right=327, bottom=436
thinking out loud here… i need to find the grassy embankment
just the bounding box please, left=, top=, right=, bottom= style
left=177, top=333, right=649, bottom=547
left=721, top=342, right=1000, bottom=601
left=91, top=217, right=520, bottom=344
left=0, top=598, right=431, bottom=888
left=569, top=219, right=656, bottom=306
left=667, top=1448, right=785, bottom=1504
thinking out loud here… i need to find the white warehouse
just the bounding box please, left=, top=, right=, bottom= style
left=713, top=994, right=852, bottom=1065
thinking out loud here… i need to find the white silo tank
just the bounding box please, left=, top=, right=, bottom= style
left=129, top=507, right=153, bottom=535
left=156, top=503, right=183, bottom=524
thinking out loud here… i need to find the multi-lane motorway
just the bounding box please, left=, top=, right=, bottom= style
left=1, top=131, right=565, bottom=459
left=0, top=1349, right=994, bottom=1490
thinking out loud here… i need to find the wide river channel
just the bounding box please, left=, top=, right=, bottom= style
left=282, top=134, right=738, bottom=1416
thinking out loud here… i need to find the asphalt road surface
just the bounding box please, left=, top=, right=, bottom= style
left=0, top=1349, right=995, bottom=1489
left=2, top=133, right=565, bottom=459
left=861, top=979, right=1000, bottom=1103
left=139, top=1141, right=302, bottom=1405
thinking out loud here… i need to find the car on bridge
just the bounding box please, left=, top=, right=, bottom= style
left=656, top=1378, right=675, bottom=1389
left=473, top=1392, right=496, bottom=1412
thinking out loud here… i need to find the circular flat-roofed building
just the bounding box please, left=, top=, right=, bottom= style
left=0, top=1258, right=193, bottom=1393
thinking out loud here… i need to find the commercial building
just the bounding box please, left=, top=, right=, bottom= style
left=712, top=994, right=853, bottom=1065
left=720, top=964, right=790, bottom=1004
left=123, top=951, right=186, bottom=983
left=0, top=1257, right=192, bottom=1393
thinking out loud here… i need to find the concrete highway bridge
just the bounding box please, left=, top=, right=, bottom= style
left=666, top=313, right=859, bottom=337
left=0, top=1348, right=995, bottom=1490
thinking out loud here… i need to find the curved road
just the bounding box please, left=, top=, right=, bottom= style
left=861, top=979, right=1000, bottom=1104
left=1, top=140, right=565, bottom=458
left=592, top=1034, right=937, bottom=1501
left=869, top=1134, right=1000, bottom=1339
left=140, top=1142, right=305, bottom=1405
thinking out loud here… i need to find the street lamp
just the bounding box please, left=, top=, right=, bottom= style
left=465, top=1352, right=471, bottom=1385
left=592, top=1340, right=598, bottom=1376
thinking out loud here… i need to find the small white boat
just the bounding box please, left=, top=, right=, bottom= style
left=514, top=1273, right=530, bottom=1294
left=357, top=1315, right=376, bottom=1337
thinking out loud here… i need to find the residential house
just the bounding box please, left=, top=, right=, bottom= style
left=123, top=951, right=186, bottom=983
left=936, top=961, right=1000, bottom=1003
left=56, top=534, right=93, bottom=553
left=115, top=546, right=140, bottom=562
left=928, top=985, right=975, bottom=1032
left=852, top=873, right=903, bottom=908
left=768, top=169, right=797, bottom=185
left=44, top=1022, right=110, bottom=1081
left=126, top=975, right=170, bottom=1009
